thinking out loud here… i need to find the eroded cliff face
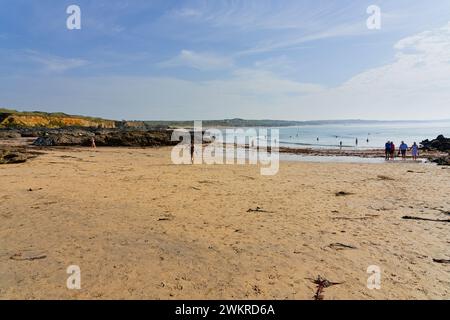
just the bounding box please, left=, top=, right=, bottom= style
left=0, top=112, right=115, bottom=128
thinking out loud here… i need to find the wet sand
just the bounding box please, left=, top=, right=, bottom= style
left=0, top=146, right=449, bottom=299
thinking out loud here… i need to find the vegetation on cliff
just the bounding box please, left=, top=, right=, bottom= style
left=0, top=108, right=115, bottom=128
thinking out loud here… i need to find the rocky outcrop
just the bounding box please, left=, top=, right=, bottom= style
left=93, top=130, right=176, bottom=147
left=33, top=129, right=177, bottom=147
left=0, top=149, right=28, bottom=164
left=421, top=135, right=450, bottom=166
left=0, top=130, right=21, bottom=139
left=115, top=121, right=148, bottom=129
left=420, top=135, right=450, bottom=152
left=428, top=155, right=450, bottom=166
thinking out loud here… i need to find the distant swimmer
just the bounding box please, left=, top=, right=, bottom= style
left=317, top=137, right=319, bottom=142
left=339, top=141, right=343, bottom=150
left=366, top=138, right=369, bottom=143
left=355, top=138, right=358, bottom=146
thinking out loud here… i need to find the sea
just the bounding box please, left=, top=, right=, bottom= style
left=215, top=120, right=450, bottom=163
left=216, top=120, right=450, bottom=150
left=276, top=121, right=450, bottom=150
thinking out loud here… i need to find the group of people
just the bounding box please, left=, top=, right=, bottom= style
left=385, top=141, right=419, bottom=161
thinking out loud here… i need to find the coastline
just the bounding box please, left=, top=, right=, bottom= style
left=1, top=136, right=448, bottom=166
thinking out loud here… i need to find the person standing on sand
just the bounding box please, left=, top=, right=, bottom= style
left=91, top=137, right=96, bottom=149
left=385, top=141, right=391, bottom=160
left=190, top=141, right=195, bottom=164
left=339, top=141, right=343, bottom=150
left=411, top=142, right=419, bottom=161
left=390, top=141, right=396, bottom=160
left=355, top=138, right=358, bottom=146
left=399, top=141, right=408, bottom=160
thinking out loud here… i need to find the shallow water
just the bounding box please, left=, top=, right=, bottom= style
left=215, top=120, right=450, bottom=150
left=204, top=145, right=429, bottom=164
left=279, top=154, right=428, bottom=164
left=277, top=121, right=450, bottom=149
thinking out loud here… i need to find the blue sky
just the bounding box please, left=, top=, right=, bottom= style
left=1, top=0, right=450, bottom=120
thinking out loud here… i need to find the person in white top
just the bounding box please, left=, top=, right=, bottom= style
left=411, top=142, right=419, bottom=161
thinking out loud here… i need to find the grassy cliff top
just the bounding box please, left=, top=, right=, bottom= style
left=0, top=108, right=114, bottom=128
left=0, top=108, right=110, bottom=122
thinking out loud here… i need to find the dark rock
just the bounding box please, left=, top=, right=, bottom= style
left=428, top=155, right=450, bottom=166
left=420, top=135, right=450, bottom=152
left=0, top=130, right=21, bottom=139
left=33, top=129, right=177, bottom=147
left=0, top=149, right=28, bottom=164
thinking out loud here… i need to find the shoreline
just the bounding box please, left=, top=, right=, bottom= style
left=1, top=137, right=448, bottom=166
left=228, top=143, right=447, bottom=163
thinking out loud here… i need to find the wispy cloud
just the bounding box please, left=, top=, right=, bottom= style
left=167, top=1, right=371, bottom=56
left=173, top=8, right=203, bottom=18
left=238, top=21, right=369, bottom=55
left=158, top=50, right=233, bottom=70
left=24, top=50, right=88, bottom=73
left=170, top=1, right=356, bottom=31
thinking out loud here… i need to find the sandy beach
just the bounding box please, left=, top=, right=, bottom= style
left=0, top=146, right=449, bottom=300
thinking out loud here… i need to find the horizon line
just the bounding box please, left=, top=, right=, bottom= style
left=2, top=107, right=450, bottom=123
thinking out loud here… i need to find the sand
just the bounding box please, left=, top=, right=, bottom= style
left=0, top=146, right=449, bottom=299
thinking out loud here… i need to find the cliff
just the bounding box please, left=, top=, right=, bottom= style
left=0, top=108, right=115, bottom=129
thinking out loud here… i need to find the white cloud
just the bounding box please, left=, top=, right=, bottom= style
left=158, top=50, right=233, bottom=70
left=204, top=69, right=323, bottom=96
left=173, top=8, right=202, bottom=18
left=296, top=22, right=450, bottom=119
left=25, top=50, right=88, bottom=73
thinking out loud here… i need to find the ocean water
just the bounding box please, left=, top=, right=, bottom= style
left=277, top=121, right=450, bottom=149
left=217, top=121, right=450, bottom=150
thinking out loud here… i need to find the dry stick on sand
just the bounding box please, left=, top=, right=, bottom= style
left=402, top=216, right=450, bottom=223
left=247, top=207, right=271, bottom=213
left=335, top=191, right=354, bottom=197
left=332, top=215, right=379, bottom=220
left=377, top=175, right=395, bottom=181
left=328, top=243, right=357, bottom=250
left=433, top=259, right=450, bottom=264
left=310, top=276, right=343, bottom=300
left=10, top=253, right=47, bottom=261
